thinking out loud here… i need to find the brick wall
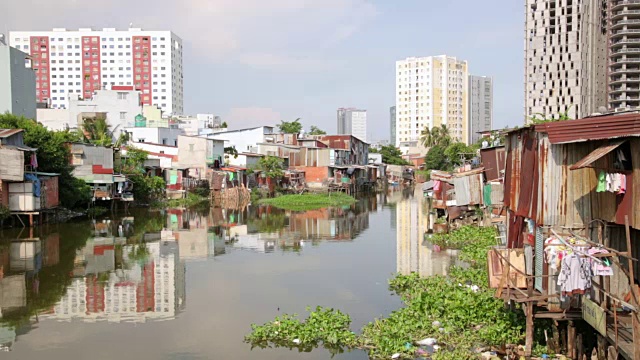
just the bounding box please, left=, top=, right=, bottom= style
left=291, top=166, right=329, bottom=184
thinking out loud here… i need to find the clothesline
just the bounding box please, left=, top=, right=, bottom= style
left=550, top=229, right=604, bottom=265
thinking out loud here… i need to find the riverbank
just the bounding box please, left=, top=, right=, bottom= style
left=257, top=193, right=356, bottom=211
left=245, top=225, right=531, bottom=359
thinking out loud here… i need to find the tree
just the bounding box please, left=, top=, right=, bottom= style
left=420, top=124, right=452, bottom=148
left=224, top=146, right=239, bottom=159
left=444, top=142, right=474, bottom=167
left=120, top=146, right=166, bottom=203
left=278, top=118, right=303, bottom=134
left=0, top=113, right=90, bottom=209
left=258, top=156, right=285, bottom=178
left=376, top=145, right=410, bottom=165
left=78, top=116, right=115, bottom=146
left=424, top=145, right=448, bottom=170
left=221, top=121, right=228, bottom=128
left=308, top=126, right=326, bottom=135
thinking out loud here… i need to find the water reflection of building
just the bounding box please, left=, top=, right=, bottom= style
left=396, top=190, right=459, bottom=277
left=44, top=218, right=186, bottom=323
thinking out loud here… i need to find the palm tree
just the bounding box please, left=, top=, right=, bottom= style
left=420, top=124, right=452, bottom=148
left=420, top=126, right=435, bottom=147
left=78, top=116, right=116, bottom=146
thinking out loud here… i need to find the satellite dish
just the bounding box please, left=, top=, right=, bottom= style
left=598, top=106, right=607, bottom=113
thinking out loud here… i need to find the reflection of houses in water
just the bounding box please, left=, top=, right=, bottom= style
left=0, top=230, right=62, bottom=351
left=42, top=217, right=186, bottom=324
left=396, top=191, right=460, bottom=277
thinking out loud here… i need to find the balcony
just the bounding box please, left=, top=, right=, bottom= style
left=612, top=0, right=640, bottom=10
left=612, top=9, right=640, bottom=20
left=613, top=47, right=640, bottom=55
left=612, top=29, right=640, bottom=37
left=610, top=96, right=640, bottom=103
left=612, top=19, right=640, bottom=29
left=610, top=67, right=640, bottom=75
left=613, top=57, right=640, bottom=64
left=611, top=77, right=640, bottom=84
left=612, top=39, right=640, bottom=48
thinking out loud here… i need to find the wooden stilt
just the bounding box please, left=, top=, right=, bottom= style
left=568, top=321, right=576, bottom=359
left=525, top=302, right=534, bottom=357
left=597, top=334, right=607, bottom=360
left=577, top=333, right=583, bottom=360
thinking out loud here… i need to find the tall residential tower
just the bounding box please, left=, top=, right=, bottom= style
left=524, top=0, right=607, bottom=122
left=395, top=55, right=469, bottom=149
left=9, top=27, right=184, bottom=115
left=337, top=108, right=367, bottom=142
left=468, top=75, right=493, bottom=144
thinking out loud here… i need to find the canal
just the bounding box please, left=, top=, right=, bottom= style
left=0, top=189, right=459, bottom=359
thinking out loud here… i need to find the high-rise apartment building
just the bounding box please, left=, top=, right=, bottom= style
left=395, top=55, right=469, bottom=148
left=337, top=108, right=367, bottom=142
left=468, top=75, right=493, bottom=144
left=389, top=106, right=396, bottom=146
left=609, top=1, right=640, bottom=111
left=8, top=27, right=184, bottom=115
left=524, top=0, right=607, bottom=122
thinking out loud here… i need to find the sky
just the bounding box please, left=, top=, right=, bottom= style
left=3, top=0, right=524, bottom=142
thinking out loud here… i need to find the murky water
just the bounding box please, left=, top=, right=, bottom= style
left=0, top=188, right=459, bottom=359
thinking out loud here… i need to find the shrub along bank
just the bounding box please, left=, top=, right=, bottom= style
left=245, top=226, right=526, bottom=359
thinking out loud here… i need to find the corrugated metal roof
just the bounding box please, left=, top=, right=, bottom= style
left=0, top=129, right=24, bottom=138
left=539, top=113, right=640, bottom=144
left=569, top=139, right=627, bottom=170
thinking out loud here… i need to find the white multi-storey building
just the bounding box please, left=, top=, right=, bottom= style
left=337, top=108, right=368, bottom=143
left=524, top=0, right=607, bottom=121
left=8, top=27, right=183, bottom=115
left=395, top=55, right=469, bottom=149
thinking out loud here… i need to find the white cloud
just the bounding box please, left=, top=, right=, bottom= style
left=3, top=0, right=377, bottom=70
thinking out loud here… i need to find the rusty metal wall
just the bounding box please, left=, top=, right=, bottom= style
left=480, top=146, right=505, bottom=181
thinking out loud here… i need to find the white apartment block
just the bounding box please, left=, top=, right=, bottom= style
left=337, top=108, right=368, bottom=143
left=524, top=0, right=607, bottom=122
left=395, top=55, right=469, bottom=149
left=468, top=75, right=493, bottom=144
left=8, top=27, right=183, bottom=115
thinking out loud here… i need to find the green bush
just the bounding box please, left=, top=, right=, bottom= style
left=130, top=174, right=166, bottom=203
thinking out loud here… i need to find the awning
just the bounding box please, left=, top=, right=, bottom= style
left=570, top=139, right=627, bottom=170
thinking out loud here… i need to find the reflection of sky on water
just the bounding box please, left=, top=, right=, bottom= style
left=0, top=191, right=458, bottom=359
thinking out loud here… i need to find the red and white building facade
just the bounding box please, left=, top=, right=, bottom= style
left=8, top=28, right=184, bottom=115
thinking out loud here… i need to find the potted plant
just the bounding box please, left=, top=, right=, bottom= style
left=433, top=216, right=449, bottom=234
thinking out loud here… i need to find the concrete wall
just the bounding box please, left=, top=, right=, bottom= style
left=69, top=143, right=114, bottom=182
left=37, top=108, right=72, bottom=130
left=142, top=105, right=168, bottom=128
left=229, top=154, right=262, bottom=168
left=0, top=45, right=36, bottom=119
left=177, top=136, right=224, bottom=176
left=209, top=126, right=274, bottom=153
left=69, top=89, right=142, bottom=132
left=125, top=127, right=183, bottom=146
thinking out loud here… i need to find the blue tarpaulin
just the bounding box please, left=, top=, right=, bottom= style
left=24, top=173, right=41, bottom=197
